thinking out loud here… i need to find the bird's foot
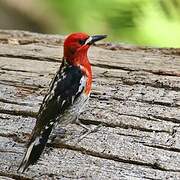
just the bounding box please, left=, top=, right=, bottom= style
left=77, top=123, right=103, bottom=143
left=74, top=118, right=91, bottom=132
left=49, top=128, right=66, bottom=142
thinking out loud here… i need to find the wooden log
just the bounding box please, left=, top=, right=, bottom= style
left=0, top=30, right=180, bottom=179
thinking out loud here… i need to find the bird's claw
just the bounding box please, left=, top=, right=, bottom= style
left=49, top=128, right=67, bottom=142
left=77, top=123, right=103, bottom=142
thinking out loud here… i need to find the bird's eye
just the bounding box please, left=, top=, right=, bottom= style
left=79, top=39, right=86, bottom=45
left=79, top=38, right=88, bottom=45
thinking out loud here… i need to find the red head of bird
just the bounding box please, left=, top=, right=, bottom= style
left=64, top=32, right=107, bottom=66
left=63, top=32, right=107, bottom=94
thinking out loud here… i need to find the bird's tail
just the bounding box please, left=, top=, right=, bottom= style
left=18, top=124, right=54, bottom=173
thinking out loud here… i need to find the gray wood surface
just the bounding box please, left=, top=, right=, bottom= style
left=0, top=30, right=180, bottom=180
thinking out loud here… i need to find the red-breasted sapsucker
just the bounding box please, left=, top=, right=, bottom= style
left=18, top=33, right=107, bottom=172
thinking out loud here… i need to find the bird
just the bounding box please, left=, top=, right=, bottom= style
left=18, top=32, right=107, bottom=173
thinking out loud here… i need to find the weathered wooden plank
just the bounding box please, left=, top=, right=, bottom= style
left=1, top=148, right=179, bottom=180
left=0, top=57, right=179, bottom=108
left=1, top=111, right=180, bottom=171
left=1, top=130, right=180, bottom=179
left=0, top=30, right=180, bottom=179
left=0, top=81, right=179, bottom=133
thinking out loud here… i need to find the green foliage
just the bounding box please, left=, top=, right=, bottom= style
left=46, top=0, right=180, bottom=47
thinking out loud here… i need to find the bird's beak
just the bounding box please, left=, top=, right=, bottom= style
left=85, top=35, right=107, bottom=45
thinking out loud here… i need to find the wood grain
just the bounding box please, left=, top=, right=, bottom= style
left=0, top=30, right=180, bottom=179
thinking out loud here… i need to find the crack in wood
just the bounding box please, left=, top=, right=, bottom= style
left=79, top=118, right=170, bottom=134
left=99, top=42, right=180, bottom=56
left=0, top=54, right=61, bottom=63
left=0, top=98, right=34, bottom=107
left=0, top=109, right=36, bottom=118
left=0, top=67, right=43, bottom=74
left=0, top=172, right=31, bottom=180
left=120, top=78, right=180, bottom=92
left=94, top=63, right=180, bottom=77
left=151, top=115, right=180, bottom=124
left=49, top=142, right=180, bottom=173
left=142, top=143, right=180, bottom=153
left=111, top=96, right=179, bottom=108
left=0, top=133, right=28, bottom=144
left=0, top=80, right=42, bottom=90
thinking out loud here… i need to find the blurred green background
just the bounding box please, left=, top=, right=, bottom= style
left=0, top=0, right=180, bottom=47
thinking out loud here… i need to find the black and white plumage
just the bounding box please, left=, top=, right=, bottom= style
left=18, top=59, right=89, bottom=172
